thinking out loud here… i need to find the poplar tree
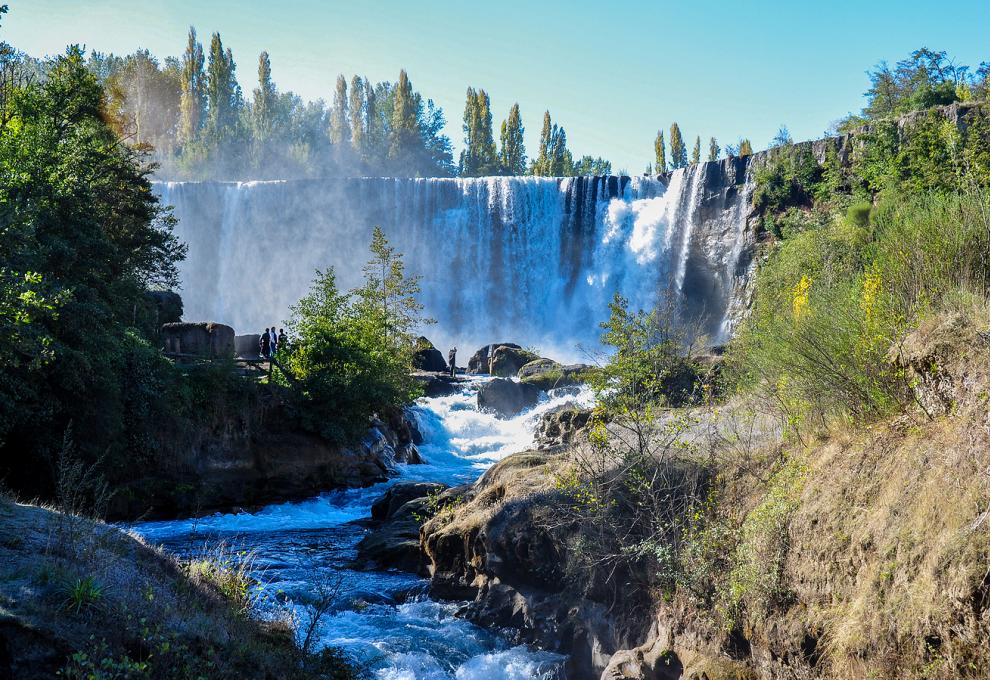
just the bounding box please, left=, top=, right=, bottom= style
left=549, top=125, right=571, bottom=176
left=708, top=137, right=720, bottom=161
left=349, top=75, right=364, bottom=154
left=179, top=27, right=205, bottom=144
left=739, top=138, right=753, bottom=156
left=459, top=88, right=497, bottom=176
left=533, top=111, right=553, bottom=175
left=251, top=51, right=276, bottom=143
left=691, top=135, right=701, bottom=164
left=389, top=69, right=419, bottom=166
left=330, top=74, right=350, bottom=145
left=364, top=75, right=377, bottom=155
left=669, top=122, right=688, bottom=169
left=498, top=102, right=526, bottom=175
left=205, top=32, right=241, bottom=140
left=654, top=129, right=667, bottom=173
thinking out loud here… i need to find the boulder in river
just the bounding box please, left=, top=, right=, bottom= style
left=518, top=359, right=594, bottom=391
left=477, top=378, right=541, bottom=418
left=467, top=342, right=522, bottom=374
left=413, top=337, right=449, bottom=373
left=354, top=482, right=448, bottom=573
left=489, top=345, right=540, bottom=377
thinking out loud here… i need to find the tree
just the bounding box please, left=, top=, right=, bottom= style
left=388, top=69, right=419, bottom=169
left=459, top=87, right=498, bottom=176
left=533, top=111, right=553, bottom=175
left=654, top=129, right=667, bottom=174
left=0, top=47, right=186, bottom=490
left=669, top=122, right=688, bottom=169
left=708, top=137, right=720, bottom=162
left=691, top=135, right=701, bottom=165
left=204, top=32, right=241, bottom=141
left=739, top=138, right=753, bottom=156
left=771, top=125, right=792, bottom=148
left=498, top=102, right=526, bottom=175
left=179, top=27, right=205, bottom=145
left=349, top=75, right=364, bottom=155
left=252, top=51, right=277, bottom=144
left=329, top=74, right=349, bottom=146
left=105, top=50, right=181, bottom=152
left=549, top=124, right=574, bottom=176
left=575, top=155, right=611, bottom=176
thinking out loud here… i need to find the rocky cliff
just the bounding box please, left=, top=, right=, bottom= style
left=418, top=314, right=990, bottom=679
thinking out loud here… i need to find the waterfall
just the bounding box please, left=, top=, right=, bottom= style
left=155, top=159, right=755, bottom=359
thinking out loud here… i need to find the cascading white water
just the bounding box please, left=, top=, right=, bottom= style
left=156, top=162, right=755, bottom=358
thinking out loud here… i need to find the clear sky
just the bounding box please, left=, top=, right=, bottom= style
left=5, top=0, right=989, bottom=172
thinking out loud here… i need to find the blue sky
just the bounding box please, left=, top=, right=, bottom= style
left=6, top=0, right=989, bottom=172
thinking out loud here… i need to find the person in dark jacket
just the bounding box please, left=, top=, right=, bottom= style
left=447, top=347, right=457, bottom=377
left=260, top=328, right=271, bottom=358
left=278, top=328, right=288, bottom=352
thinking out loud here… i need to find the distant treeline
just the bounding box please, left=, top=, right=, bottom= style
left=7, top=27, right=621, bottom=179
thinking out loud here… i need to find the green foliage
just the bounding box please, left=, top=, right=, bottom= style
left=498, top=102, right=526, bottom=175
left=752, top=143, right=823, bottom=232
left=707, top=136, right=719, bottom=162
left=669, top=122, right=687, bottom=169
left=459, top=87, right=498, bottom=176
left=654, top=129, right=667, bottom=173
left=58, top=575, right=105, bottom=614
left=282, top=229, right=425, bottom=444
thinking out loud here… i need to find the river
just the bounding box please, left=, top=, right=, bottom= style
left=130, top=377, right=592, bottom=679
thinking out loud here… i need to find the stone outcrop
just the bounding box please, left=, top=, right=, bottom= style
left=477, top=378, right=541, bottom=418
left=161, top=321, right=235, bottom=358
left=110, top=398, right=424, bottom=520
left=467, top=342, right=523, bottom=374
left=413, top=337, right=449, bottom=373
left=234, top=333, right=261, bottom=358
left=412, top=371, right=467, bottom=397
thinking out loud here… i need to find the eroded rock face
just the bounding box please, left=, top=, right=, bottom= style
left=477, top=378, right=541, bottom=418
left=489, top=346, right=540, bottom=377
left=534, top=406, right=592, bottom=450
left=161, top=321, right=235, bottom=358
left=420, top=452, right=653, bottom=680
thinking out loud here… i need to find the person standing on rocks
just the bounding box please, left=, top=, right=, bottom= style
left=269, top=326, right=278, bottom=356
left=448, top=347, right=457, bottom=377
left=278, top=328, right=288, bottom=353
left=260, top=328, right=271, bottom=358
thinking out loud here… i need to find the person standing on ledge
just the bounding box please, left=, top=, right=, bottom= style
left=448, top=347, right=457, bottom=377
left=278, top=328, right=288, bottom=352
left=260, top=328, right=271, bottom=358
left=269, top=326, right=278, bottom=357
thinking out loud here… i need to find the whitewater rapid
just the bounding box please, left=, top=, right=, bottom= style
left=157, top=167, right=754, bottom=361
left=132, top=379, right=593, bottom=679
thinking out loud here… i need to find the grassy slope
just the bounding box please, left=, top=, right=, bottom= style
left=0, top=498, right=353, bottom=679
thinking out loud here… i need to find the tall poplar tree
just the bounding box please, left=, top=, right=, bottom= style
left=654, top=129, right=667, bottom=174
left=459, top=87, right=497, bottom=176
left=498, top=103, right=525, bottom=175
left=330, top=74, right=350, bottom=146
left=179, top=27, right=205, bottom=144
left=691, top=135, right=701, bottom=164
left=349, top=75, right=365, bottom=154
left=739, top=138, right=753, bottom=156
left=205, top=32, right=241, bottom=141
left=669, top=122, right=688, bottom=169
left=708, top=137, right=720, bottom=161
left=389, top=69, right=419, bottom=167
left=533, top=111, right=553, bottom=175
left=251, top=51, right=276, bottom=143
left=364, top=75, right=378, bottom=156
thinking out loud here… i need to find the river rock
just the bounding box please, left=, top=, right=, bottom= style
left=477, top=378, right=541, bottom=418
left=518, top=360, right=593, bottom=391
left=371, top=482, right=445, bottom=521
left=413, top=337, right=449, bottom=373
left=468, top=342, right=523, bottom=374
left=489, top=346, right=539, bottom=377
left=355, top=482, right=448, bottom=572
